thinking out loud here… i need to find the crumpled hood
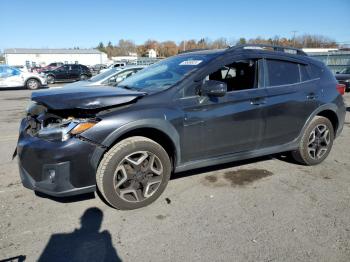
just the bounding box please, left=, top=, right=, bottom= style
left=31, top=85, right=146, bottom=110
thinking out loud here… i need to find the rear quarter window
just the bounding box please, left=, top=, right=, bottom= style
left=299, top=64, right=311, bottom=81
left=266, top=59, right=299, bottom=86
left=309, top=64, right=324, bottom=79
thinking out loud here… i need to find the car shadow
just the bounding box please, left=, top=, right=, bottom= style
left=171, top=155, right=274, bottom=180
left=0, top=86, right=49, bottom=91
left=34, top=191, right=96, bottom=203
left=38, top=207, right=121, bottom=262
left=346, top=106, right=350, bottom=112
left=34, top=153, right=296, bottom=205
left=0, top=255, right=26, bottom=261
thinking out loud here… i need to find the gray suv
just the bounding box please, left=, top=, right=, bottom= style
left=16, top=44, right=346, bottom=210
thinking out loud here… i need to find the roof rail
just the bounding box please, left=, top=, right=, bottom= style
left=229, top=44, right=308, bottom=56
left=178, top=48, right=211, bottom=54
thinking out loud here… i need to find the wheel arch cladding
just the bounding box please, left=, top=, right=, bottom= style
left=316, top=110, right=339, bottom=134
left=26, top=77, right=41, bottom=85
left=116, top=128, right=177, bottom=168
left=91, top=120, right=181, bottom=172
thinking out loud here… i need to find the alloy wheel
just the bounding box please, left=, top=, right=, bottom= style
left=27, top=79, right=38, bottom=89
left=307, top=124, right=331, bottom=160
left=113, top=151, right=164, bottom=203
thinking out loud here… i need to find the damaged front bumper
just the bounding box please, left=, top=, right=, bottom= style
left=16, top=118, right=105, bottom=197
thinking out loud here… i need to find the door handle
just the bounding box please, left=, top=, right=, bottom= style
left=250, top=98, right=266, bottom=105
left=307, top=93, right=317, bottom=100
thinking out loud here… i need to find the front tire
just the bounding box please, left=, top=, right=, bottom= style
left=80, top=74, right=88, bottom=81
left=291, top=116, right=334, bottom=165
left=26, top=78, right=41, bottom=90
left=47, top=75, right=55, bottom=84
left=97, top=136, right=171, bottom=210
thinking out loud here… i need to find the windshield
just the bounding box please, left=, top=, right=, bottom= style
left=89, top=68, right=119, bottom=82
left=118, top=54, right=215, bottom=92
left=340, top=67, right=350, bottom=74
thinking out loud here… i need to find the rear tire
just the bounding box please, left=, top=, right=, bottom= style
left=26, top=78, right=40, bottom=90
left=291, top=116, right=334, bottom=165
left=96, top=136, right=171, bottom=210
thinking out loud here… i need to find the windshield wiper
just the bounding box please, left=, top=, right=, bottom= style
left=118, top=85, right=135, bottom=90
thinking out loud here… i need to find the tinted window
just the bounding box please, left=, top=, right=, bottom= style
left=81, top=65, right=89, bottom=71
left=266, top=60, right=299, bottom=86
left=206, top=59, right=261, bottom=92
left=71, top=65, right=80, bottom=70
left=299, top=64, right=311, bottom=81
left=309, top=64, right=323, bottom=79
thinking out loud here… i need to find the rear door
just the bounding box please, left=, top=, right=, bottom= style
left=69, top=65, right=81, bottom=80
left=261, top=58, right=319, bottom=148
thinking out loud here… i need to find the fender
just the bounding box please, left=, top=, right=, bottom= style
left=295, top=103, right=340, bottom=143
left=90, top=119, right=181, bottom=170
left=25, top=77, right=43, bottom=85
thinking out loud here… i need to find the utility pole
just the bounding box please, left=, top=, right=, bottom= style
left=291, top=30, right=298, bottom=47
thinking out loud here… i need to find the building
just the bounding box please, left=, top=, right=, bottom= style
left=146, top=49, right=157, bottom=58
left=303, top=48, right=350, bottom=73
left=302, top=48, right=339, bottom=53
left=4, top=48, right=108, bottom=67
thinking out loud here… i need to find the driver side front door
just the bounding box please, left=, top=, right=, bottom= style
left=179, top=58, right=267, bottom=163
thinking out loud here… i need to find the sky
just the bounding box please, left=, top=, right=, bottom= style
left=0, top=0, right=349, bottom=50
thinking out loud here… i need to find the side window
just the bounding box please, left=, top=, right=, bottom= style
left=299, top=64, right=311, bottom=82
left=183, top=59, right=262, bottom=97
left=266, top=59, right=299, bottom=86
left=309, top=64, right=323, bottom=79
left=206, top=59, right=261, bottom=92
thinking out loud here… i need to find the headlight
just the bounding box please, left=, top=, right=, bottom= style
left=37, top=119, right=97, bottom=141
left=70, top=122, right=97, bottom=135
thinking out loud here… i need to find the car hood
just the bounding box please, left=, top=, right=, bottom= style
left=335, top=74, right=350, bottom=81
left=31, top=85, right=146, bottom=110
left=62, top=80, right=92, bottom=88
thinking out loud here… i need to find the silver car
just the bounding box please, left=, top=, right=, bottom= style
left=61, top=66, right=145, bottom=88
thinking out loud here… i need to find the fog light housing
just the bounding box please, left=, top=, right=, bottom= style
left=48, top=169, right=56, bottom=183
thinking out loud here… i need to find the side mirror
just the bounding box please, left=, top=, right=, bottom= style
left=108, top=77, right=117, bottom=84
left=201, top=80, right=227, bottom=97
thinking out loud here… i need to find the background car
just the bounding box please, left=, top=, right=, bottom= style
left=37, top=62, right=64, bottom=73
left=43, top=64, right=92, bottom=84
left=99, top=62, right=127, bottom=73
left=90, top=64, right=107, bottom=74
left=61, top=65, right=145, bottom=88
left=335, top=67, right=350, bottom=92
left=0, top=65, right=47, bottom=89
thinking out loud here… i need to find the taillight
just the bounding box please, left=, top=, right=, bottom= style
left=336, top=83, right=345, bottom=95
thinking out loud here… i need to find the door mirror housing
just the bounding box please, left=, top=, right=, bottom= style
left=201, top=80, right=227, bottom=97
left=108, top=77, right=117, bottom=85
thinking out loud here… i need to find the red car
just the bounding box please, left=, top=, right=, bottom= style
left=36, top=62, right=64, bottom=73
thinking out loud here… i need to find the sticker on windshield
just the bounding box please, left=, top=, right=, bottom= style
left=179, top=60, right=203, bottom=66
